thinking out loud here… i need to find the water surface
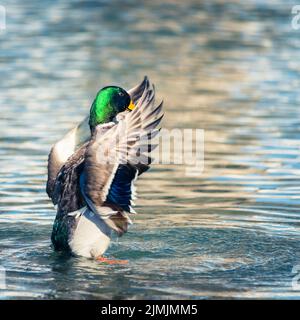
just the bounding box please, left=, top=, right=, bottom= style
left=1, top=0, right=300, bottom=299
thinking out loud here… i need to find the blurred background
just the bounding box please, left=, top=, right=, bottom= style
left=1, top=0, right=300, bottom=299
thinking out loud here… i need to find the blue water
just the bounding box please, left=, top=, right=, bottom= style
left=1, top=0, right=300, bottom=299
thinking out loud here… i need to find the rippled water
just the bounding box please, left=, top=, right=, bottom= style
left=1, top=0, right=300, bottom=299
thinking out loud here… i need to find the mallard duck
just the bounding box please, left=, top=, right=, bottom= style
left=46, top=77, right=163, bottom=260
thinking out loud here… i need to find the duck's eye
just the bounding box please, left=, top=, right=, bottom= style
left=119, top=92, right=124, bottom=97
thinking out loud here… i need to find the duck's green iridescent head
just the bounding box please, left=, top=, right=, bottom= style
left=89, top=86, right=135, bottom=130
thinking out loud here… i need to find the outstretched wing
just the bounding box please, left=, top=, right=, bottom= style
left=47, top=77, right=149, bottom=203
left=46, top=116, right=90, bottom=201
left=127, top=76, right=149, bottom=105
left=80, top=78, right=164, bottom=218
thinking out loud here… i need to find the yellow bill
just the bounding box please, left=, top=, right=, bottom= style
left=127, top=100, right=135, bottom=111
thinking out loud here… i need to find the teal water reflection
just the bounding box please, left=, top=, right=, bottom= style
left=1, top=0, right=300, bottom=299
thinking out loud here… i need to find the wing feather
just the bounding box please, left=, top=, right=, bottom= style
left=81, top=77, right=163, bottom=216
left=47, top=77, right=149, bottom=202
